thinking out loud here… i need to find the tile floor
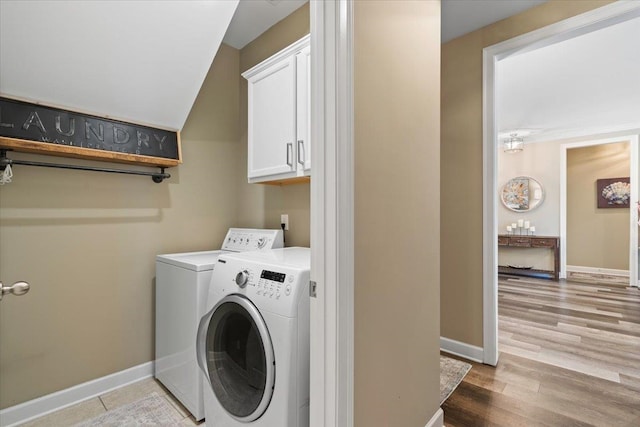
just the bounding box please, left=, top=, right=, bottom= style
left=20, top=378, right=203, bottom=426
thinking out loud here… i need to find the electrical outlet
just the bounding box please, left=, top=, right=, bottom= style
left=280, top=214, right=289, bottom=231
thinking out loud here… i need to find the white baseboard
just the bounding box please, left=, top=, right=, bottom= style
left=0, top=361, right=154, bottom=427
left=425, top=407, right=444, bottom=427
left=440, top=336, right=484, bottom=363
left=566, top=265, right=629, bottom=277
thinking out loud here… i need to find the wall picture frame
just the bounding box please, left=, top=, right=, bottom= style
left=597, top=177, right=630, bottom=208
left=500, top=176, right=545, bottom=212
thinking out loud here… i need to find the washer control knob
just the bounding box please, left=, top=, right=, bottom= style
left=257, top=237, right=266, bottom=248
left=235, top=270, right=249, bottom=288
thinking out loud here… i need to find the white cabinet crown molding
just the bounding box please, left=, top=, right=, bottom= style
left=242, top=34, right=311, bottom=79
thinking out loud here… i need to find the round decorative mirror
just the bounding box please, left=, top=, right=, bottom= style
left=500, top=176, right=544, bottom=212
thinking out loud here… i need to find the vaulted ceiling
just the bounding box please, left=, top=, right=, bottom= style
left=0, top=0, right=239, bottom=131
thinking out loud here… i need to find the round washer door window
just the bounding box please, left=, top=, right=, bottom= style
left=204, top=294, right=275, bottom=421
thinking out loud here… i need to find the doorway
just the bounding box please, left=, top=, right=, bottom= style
left=483, top=1, right=640, bottom=365
left=561, top=136, right=639, bottom=287
left=495, top=134, right=640, bottom=382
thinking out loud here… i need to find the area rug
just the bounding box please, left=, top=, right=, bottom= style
left=440, top=355, right=472, bottom=405
left=74, top=392, right=183, bottom=426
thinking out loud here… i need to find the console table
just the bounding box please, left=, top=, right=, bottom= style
left=498, top=235, right=560, bottom=280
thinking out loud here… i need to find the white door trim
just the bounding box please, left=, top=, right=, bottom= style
left=482, top=42, right=499, bottom=366
left=560, top=135, right=639, bottom=287
left=483, top=1, right=640, bottom=366
left=632, top=137, right=639, bottom=288
left=309, top=1, right=354, bottom=426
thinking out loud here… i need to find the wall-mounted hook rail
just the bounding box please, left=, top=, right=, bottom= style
left=0, top=149, right=170, bottom=183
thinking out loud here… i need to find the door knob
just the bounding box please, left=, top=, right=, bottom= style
left=0, top=281, right=30, bottom=301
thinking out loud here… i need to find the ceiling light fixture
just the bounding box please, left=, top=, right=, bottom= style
left=504, top=133, right=524, bottom=153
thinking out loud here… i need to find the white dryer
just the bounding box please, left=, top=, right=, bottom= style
left=155, top=228, right=283, bottom=421
left=196, top=247, right=310, bottom=427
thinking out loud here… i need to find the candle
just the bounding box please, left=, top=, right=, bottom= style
left=524, top=220, right=530, bottom=229
left=529, top=226, right=536, bottom=233
left=511, top=222, right=517, bottom=229
left=507, top=225, right=512, bottom=233
left=517, top=219, right=524, bottom=227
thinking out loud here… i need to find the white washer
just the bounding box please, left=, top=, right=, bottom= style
left=155, top=228, right=283, bottom=421
left=196, top=247, right=310, bottom=427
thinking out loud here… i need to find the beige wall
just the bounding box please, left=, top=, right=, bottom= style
left=441, top=0, right=614, bottom=347
left=354, top=1, right=441, bottom=425
left=236, top=2, right=310, bottom=248
left=0, top=44, right=241, bottom=408
left=567, top=142, right=630, bottom=270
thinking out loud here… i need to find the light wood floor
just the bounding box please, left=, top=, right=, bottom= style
left=443, top=276, right=640, bottom=427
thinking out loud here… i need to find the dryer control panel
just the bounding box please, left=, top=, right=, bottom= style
left=220, top=228, right=284, bottom=252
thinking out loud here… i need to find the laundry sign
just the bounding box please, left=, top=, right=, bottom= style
left=0, top=96, right=181, bottom=167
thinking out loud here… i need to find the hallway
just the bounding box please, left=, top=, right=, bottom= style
left=443, top=277, right=640, bottom=426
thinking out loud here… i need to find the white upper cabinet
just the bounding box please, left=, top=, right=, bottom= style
left=243, top=35, right=310, bottom=184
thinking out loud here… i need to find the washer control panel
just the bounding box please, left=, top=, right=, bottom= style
left=220, top=228, right=284, bottom=252
left=230, top=267, right=296, bottom=301
left=255, top=269, right=294, bottom=301
left=213, top=248, right=311, bottom=317
left=228, top=266, right=296, bottom=301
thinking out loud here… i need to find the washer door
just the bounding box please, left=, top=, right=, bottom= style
left=201, top=294, right=275, bottom=422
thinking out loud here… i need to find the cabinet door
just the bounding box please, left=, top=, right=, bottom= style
left=296, top=46, right=311, bottom=173
left=247, top=56, right=296, bottom=180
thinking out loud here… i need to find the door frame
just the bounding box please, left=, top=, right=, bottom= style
left=482, top=1, right=640, bottom=365
left=309, top=1, right=354, bottom=426
left=560, top=135, right=639, bottom=287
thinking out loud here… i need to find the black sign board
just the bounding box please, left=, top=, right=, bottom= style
left=0, top=96, right=181, bottom=167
